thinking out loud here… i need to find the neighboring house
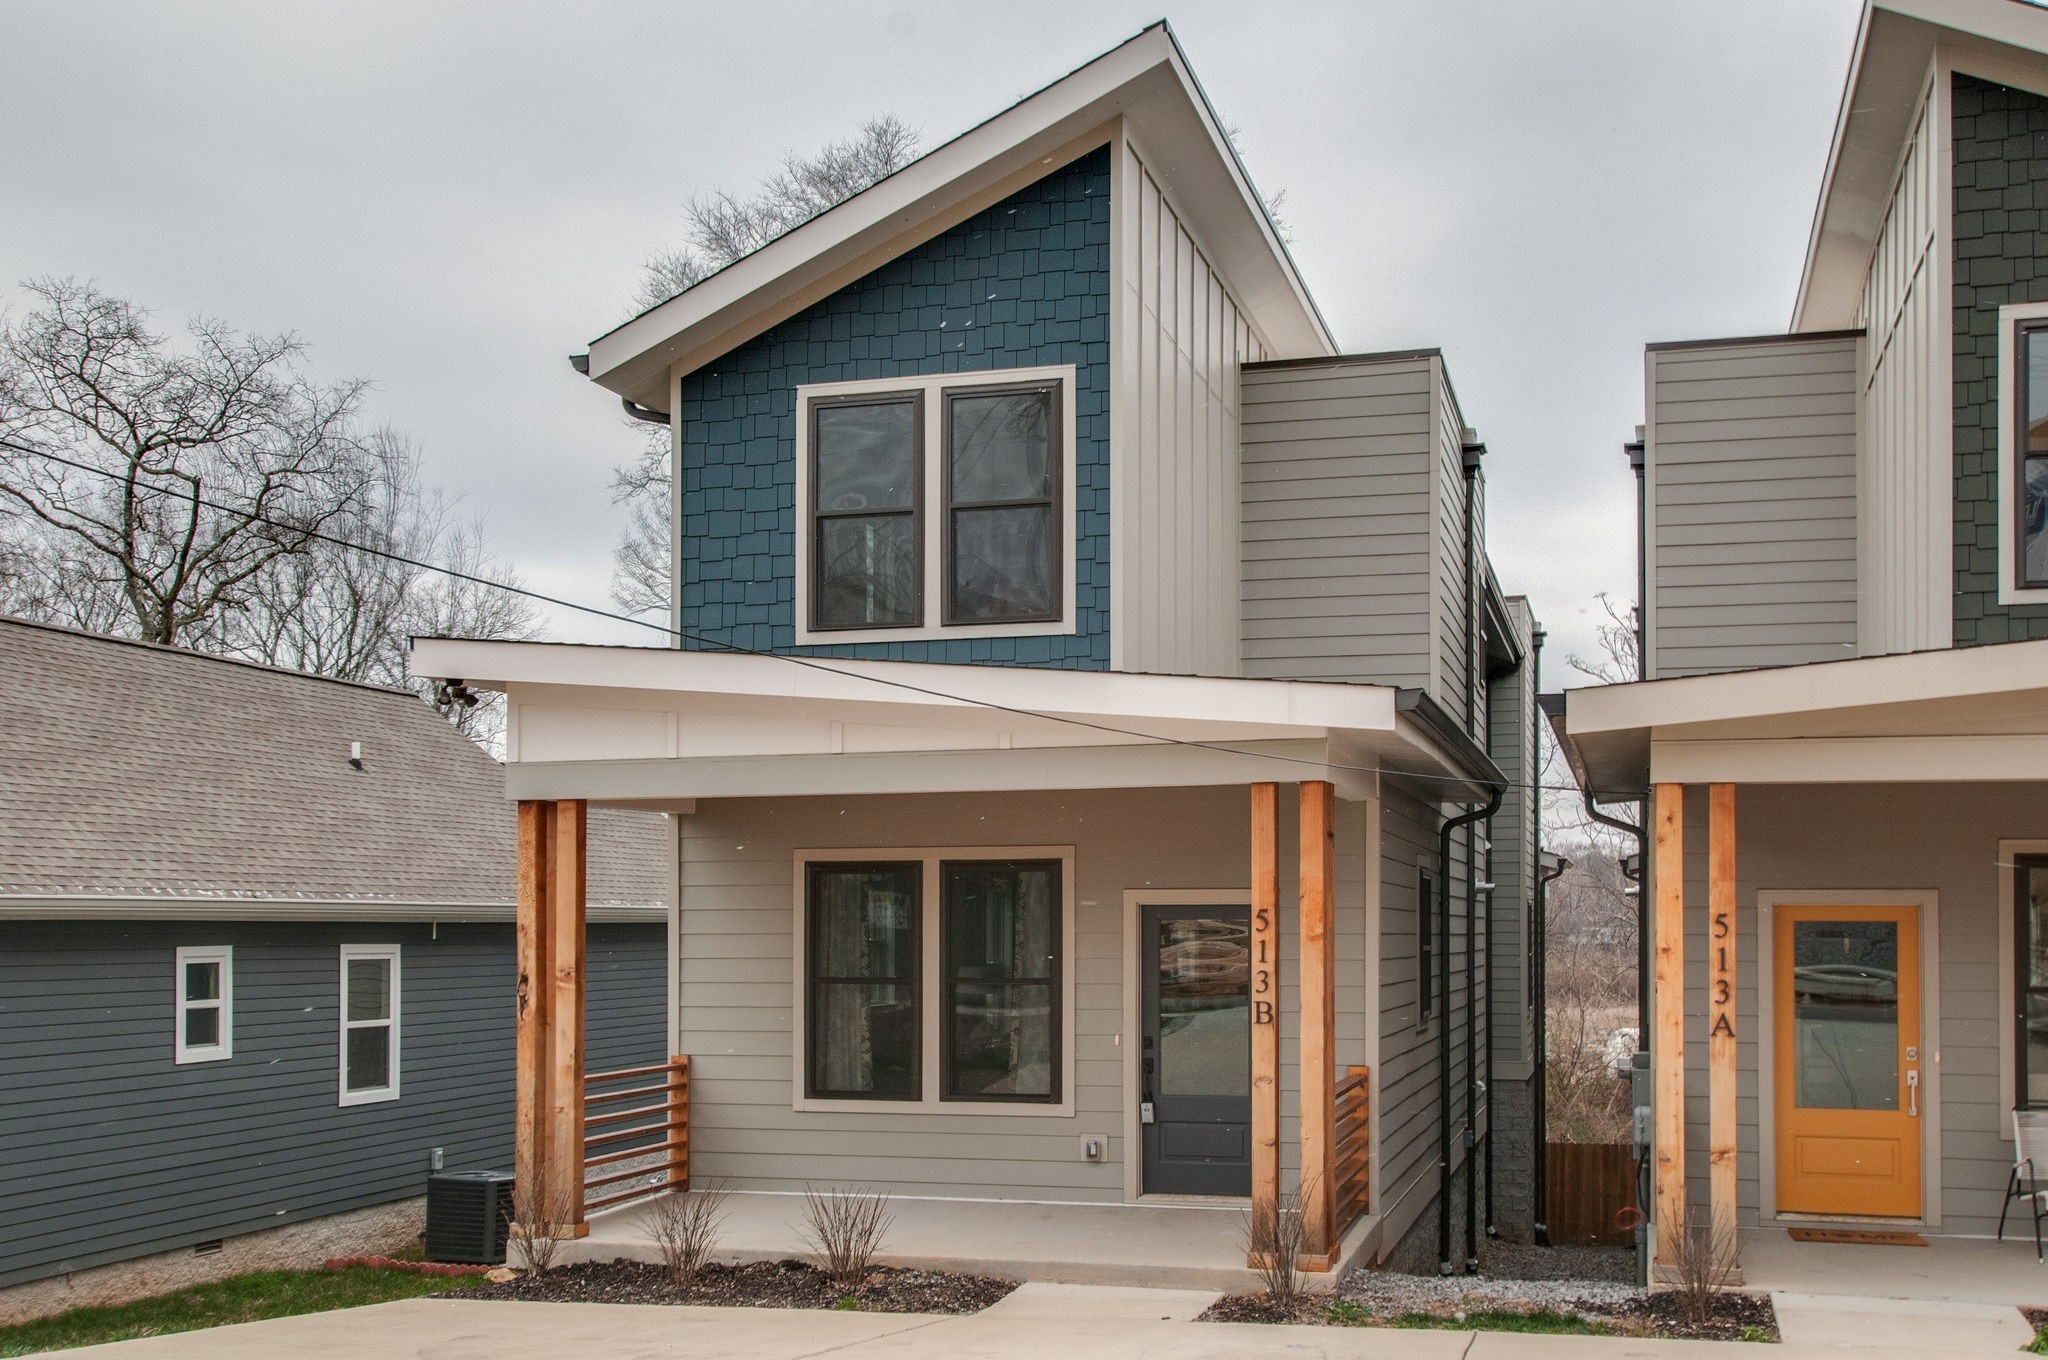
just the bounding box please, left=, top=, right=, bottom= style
left=0, top=618, right=670, bottom=1321
left=1559, top=0, right=2048, bottom=1274
left=414, top=23, right=1549, bottom=1277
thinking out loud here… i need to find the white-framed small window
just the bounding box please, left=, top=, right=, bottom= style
left=174, top=946, right=233, bottom=1064
left=339, top=945, right=401, bottom=1106
left=792, top=365, right=1079, bottom=645
left=1997, top=301, right=2048, bottom=605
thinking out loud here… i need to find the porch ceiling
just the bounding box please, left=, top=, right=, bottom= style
left=1563, top=639, right=2048, bottom=790
left=409, top=638, right=1498, bottom=805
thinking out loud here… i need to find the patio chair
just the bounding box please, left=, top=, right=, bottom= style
left=1998, top=1110, right=2048, bottom=1260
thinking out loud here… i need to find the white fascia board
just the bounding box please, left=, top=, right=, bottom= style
left=1650, top=733, right=2048, bottom=784
left=583, top=26, right=1330, bottom=408
left=0, top=895, right=666, bottom=922
left=1565, top=637, right=2048, bottom=737
left=413, top=637, right=1398, bottom=738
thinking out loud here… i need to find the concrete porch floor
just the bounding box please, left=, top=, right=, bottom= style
left=1738, top=1226, right=2048, bottom=1309
left=567, top=1191, right=1377, bottom=1293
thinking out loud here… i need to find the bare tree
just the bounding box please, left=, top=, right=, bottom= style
left=1568, top=591, right=1640, bottom=685
left=0, top=277, right=375, bottom=646
left=609, top=117, right=923, bottom=619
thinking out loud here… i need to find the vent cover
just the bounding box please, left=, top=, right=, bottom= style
left=425, top=1170, right=515, bottom=1265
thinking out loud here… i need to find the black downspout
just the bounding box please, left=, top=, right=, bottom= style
left=1462, top=443, right=1484, bottom=1274
left=1533, top=853, right=1567, bottom=1246
left=1626, top=438, right=1645, bottom=680
left=1529, top=623, right=1552, bottom=1246
left=1436, top=790, right=1500, bottom=1275
left=1622, top=435, right=1650, bottom=1038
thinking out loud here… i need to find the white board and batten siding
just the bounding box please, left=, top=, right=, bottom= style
left=674, top=786, right=1370, bottom=1202
left=1644, top=334, right=1861, bottom=679
left=1109, top=129, right=1272, bottom=679
left=1856, top=77, right=1952, bottom=656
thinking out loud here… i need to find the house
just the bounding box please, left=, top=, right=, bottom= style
left=412, top=22, right=1551, bottom=1282
left=0, top=617, right=670, bottom=1322
left=1558, top=0, right=2048, bottom=1278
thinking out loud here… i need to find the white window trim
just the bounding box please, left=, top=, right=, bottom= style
left=173, top=945, right=233, bottom=1064
left=791, top=366, right=1080, bottom=645
left=790, top=845, right=1077, bottom=1117
left=1996, top=302, right=2048, bottom=605
left=338, top=944, right=402, bottom=1107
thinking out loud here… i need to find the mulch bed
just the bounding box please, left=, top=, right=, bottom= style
left=1199, top=1287, right=1779, bottom=1342
left=453, top=1257, right=1017, bottom=1314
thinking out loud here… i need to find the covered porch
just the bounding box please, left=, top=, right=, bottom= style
left=1562, top=639, right=2048, bottom=1277
left=412, top=638, right=1500, bottom=1277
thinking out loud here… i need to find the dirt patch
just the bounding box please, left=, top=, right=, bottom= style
left=453, top=1257, right=1016, bottom=1314
left=1587, top=1290, right=1778, bottom=1342
left=1199, top=1287, right=1778, bottom=1342
left=1201, top=1292, right=1327, bottom=1325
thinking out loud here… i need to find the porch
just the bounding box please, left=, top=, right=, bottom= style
left=1740, top=1227, right=2048, bottom=1310
left=564, top=1189, right=1380, bottom=1292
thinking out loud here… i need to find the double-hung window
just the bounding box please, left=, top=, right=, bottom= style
left=1999, top=306, right=2048, bottom=602
left=340, top=945, right=401, bottom=1105
left=796, top=367, right=1075, bottom=643
left=174, top=946, right=232, bottom=1063
left=798, top=851, right=1070, bottom=1111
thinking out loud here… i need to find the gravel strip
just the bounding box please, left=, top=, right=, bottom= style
left=1338, top=1268, right=1639, bottom=1317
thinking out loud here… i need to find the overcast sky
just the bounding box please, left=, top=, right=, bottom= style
left=0, top=0, right=1863, bottom=682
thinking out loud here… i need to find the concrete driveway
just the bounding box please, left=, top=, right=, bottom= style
left=55, top=1282, right=2028, bottom=1359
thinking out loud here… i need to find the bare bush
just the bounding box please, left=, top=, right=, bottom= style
left=644, top=1184, right=731, bottom=1285
left=801, top=1186, right=892, bottom=1289
left=1664, top=1207, right=1738, bottom=1324
left=1242, top=1177, right=1314, bottom=1303
left=510, top=1176, right=581, bottom=1275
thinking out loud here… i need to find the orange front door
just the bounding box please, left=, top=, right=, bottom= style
left=1773, top=904, right=1922, bottom=1218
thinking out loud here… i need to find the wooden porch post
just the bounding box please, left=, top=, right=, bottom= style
left=514, top=801, right=554, bottom=1226
left=548, top=799, right=589, bottom=1238
left=1298, top=781, right=1340, bottom=1269
left=1250, top=783, right=1281, bottom=1239
left=1652, top=783, right=1686, bottom=1266
left=1708, top=783, right=1737, bottom=1261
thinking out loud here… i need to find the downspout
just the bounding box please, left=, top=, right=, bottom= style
left=1626, top=437, right=1645, bottom=679
left=1532, top=852, right=1568, bottom=1246
left=1529, top=622, right=1552, bottom=1246
left=1462, top=441, right=1484, bottom=1273
left=1436, top=789, right=1500, bottom=1275
left=1621, top=435, right=1650, bottom=1038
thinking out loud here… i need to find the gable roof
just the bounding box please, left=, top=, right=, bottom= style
left=1795, top=0, right=2048, bottom=330
left=585, top=21, right=1333, bottom=410
left=0, top=617, right=666, bottom=917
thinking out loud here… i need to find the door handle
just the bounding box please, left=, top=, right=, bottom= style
left=1906, top=1069, right=1919, bottom=1118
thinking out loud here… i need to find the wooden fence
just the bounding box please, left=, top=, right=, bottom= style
left=582, top=1055, right=689, bottom=1212
left=1334, top=1065, right=1370, bottom=1236
left=1545, top=1142, right=1634, bottom=1247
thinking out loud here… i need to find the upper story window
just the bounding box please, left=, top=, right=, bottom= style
left=1999, top=307, right=2048, bottom=604
left=795, top=367, right=1076, bottom=645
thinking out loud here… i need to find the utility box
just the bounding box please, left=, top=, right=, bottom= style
left=425, top=1170, right=515, bottom=1264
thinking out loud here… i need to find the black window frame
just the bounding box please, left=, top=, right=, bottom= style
left=806, top=390, right=925, bottom=633
left=2017, top=853, right=2048, bottom=1108
left=938, top=858, right=1064, bottom=1105
left=939, top=380, right=1064, bottom=627
left=1418, top=867, right=1436, bottom=1029
left=803, top=860, right=923, bottom=1102
left=2015, top=320, right=2048, bottom=592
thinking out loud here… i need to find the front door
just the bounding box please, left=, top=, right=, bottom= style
left=1774, top=904, right=1923, bottom=1218
left=1141, top=905, right=1252, bottom=1195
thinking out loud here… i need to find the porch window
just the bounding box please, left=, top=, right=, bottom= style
left=174, top=945, right=232, bottom=1064
left=806, top=863, right=921, bottom=1100
left=339, top=945, right=400, bottom=1105
left=793, top=367, right=1077, bottom=644
left=941, top=860, right=1060, bottom=1102
left=2018, top=856, right=2048, bottom=1106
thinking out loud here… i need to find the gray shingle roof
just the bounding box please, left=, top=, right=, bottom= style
left=0, top=617, right=667, bottom=910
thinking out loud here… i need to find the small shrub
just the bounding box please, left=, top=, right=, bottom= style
left=1663, top=1207, right=1738, bottom=1325
left=801, top=1186, right=892, bottom=1288
left=1242, top=1175, right=1315, bottom=1303
left=643, top=1184, right=732, bottom=1285
left=509, top=1176, right=581, bottom=1275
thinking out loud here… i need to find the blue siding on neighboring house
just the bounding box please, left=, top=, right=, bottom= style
left=1953, top=73, right=2048, bottom=646
left=0, top=920, right=665, bottom=1289
left=676, top=145, right=1112, bottom=668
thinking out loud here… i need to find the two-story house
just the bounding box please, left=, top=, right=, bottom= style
left=1561, top=0, right=2048, bottom=1279
left=414, top=22, right=1547, bottom=1283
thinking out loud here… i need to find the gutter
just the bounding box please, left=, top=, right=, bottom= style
left=570, top=352, right=672, bottom=425
left=0, top=895, right=668, bottom=924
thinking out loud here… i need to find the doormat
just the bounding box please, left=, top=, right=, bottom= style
left=1787, top=1227, right=1927, bottom=1247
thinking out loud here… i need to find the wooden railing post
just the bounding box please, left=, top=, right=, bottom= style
left=1249, top=783, right=1281, bottom=1250
left=1708, top=784, right=1737, bottom=1264
left=1298, top=781, right=1339, bottom=1269
left=1652, top=783, right=1686, bottom=1266
left=514, top=801, right=553, bottom=1231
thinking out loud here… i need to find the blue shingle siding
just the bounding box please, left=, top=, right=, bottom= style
left=1952, top=74, right=2048, bottom=646
left=0, top=920, right=665, bottom=1288
left=676, top=145, right=1112, bottom=668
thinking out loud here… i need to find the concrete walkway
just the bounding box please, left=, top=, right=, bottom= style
left=60, top=1283, right=2034, bottom=1359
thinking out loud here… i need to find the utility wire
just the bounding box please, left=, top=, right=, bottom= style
left=2, top=441, right=1638, bottom=801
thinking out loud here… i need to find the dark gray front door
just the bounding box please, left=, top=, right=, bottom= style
left=1140, top=905, right=1252, bottom=1196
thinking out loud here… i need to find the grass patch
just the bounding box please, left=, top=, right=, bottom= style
left=2026, top=1327, right=2048, bottom=1355
left=1337, top=1305, right=1616, bottom=1336
left=0, top=1265, right=483, bottom=1356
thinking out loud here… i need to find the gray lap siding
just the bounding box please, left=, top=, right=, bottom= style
left=0, top=920, right=664, bottom=1288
